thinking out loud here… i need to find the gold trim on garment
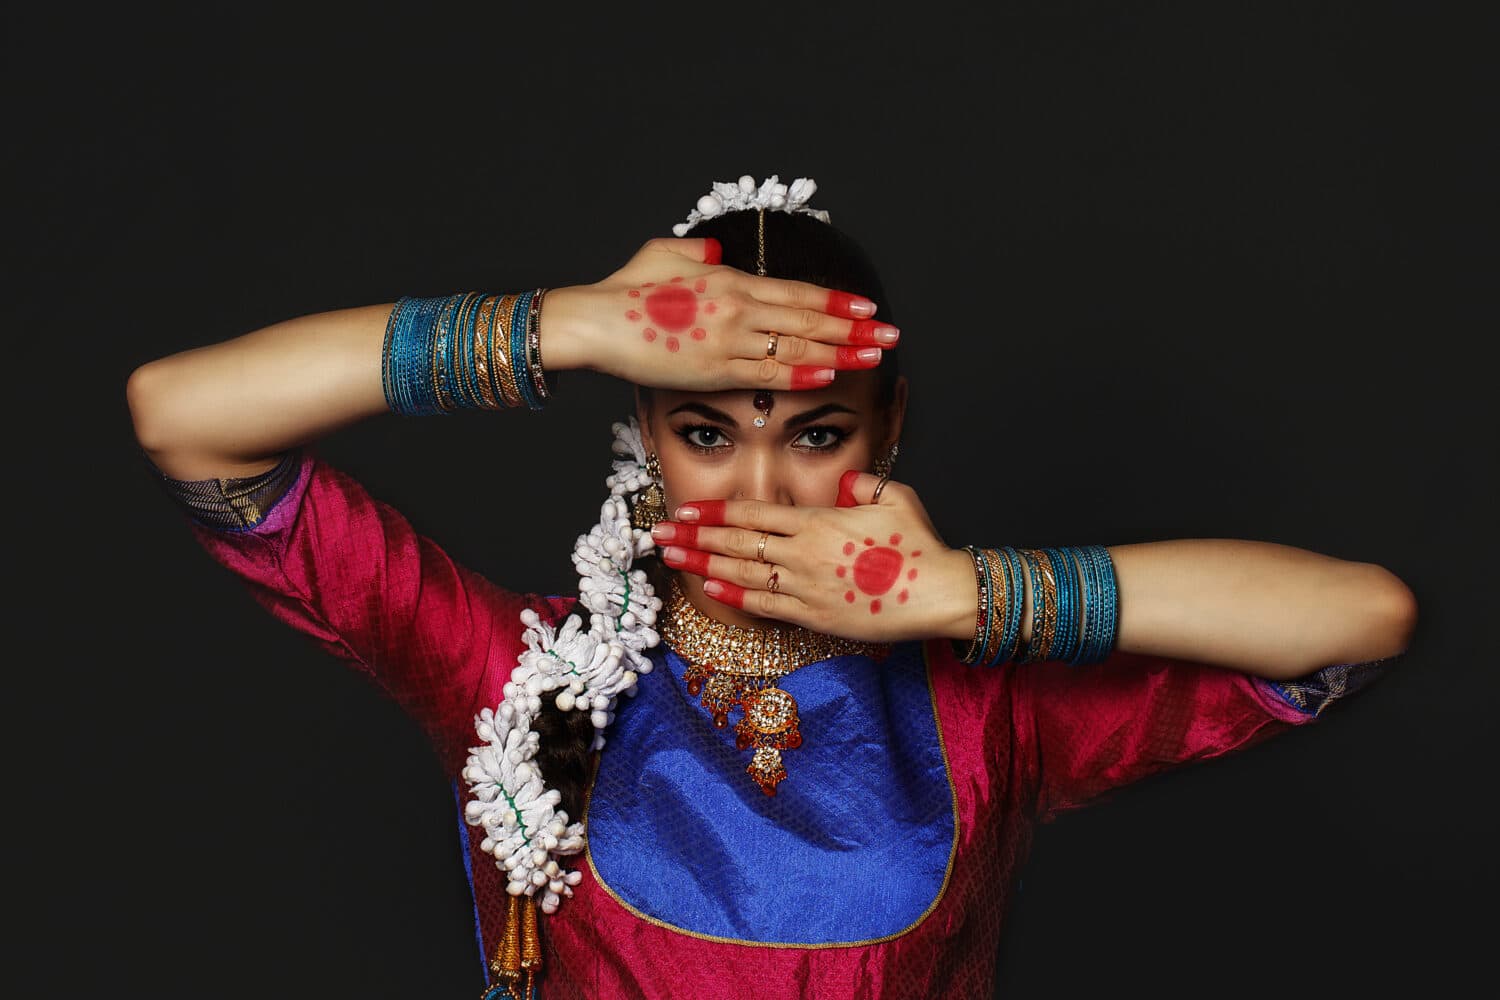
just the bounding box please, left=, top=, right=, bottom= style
left=581, top=638, right=959, bottom=948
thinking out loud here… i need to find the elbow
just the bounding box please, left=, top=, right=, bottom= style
left=1362, top=563, right=1419, bottom=660
left=127, top=361, right=178, bottom=456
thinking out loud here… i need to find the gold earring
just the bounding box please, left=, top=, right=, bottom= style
left=873, top=442, right=899, bottom=478
left=632, top=451, right=668, bottom=531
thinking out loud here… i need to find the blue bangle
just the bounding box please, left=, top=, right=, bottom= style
left=510, top=289, right=540, bottom=410
left=1072, top=545, right=1099, bottom=665
left=1072, top=545, right=1118, bottom=664
left=388, top=297, right=433, bottom=415
left=1048, top=547, right=1081, bottom=665
left=1089, top=545, right=1120, bottom=663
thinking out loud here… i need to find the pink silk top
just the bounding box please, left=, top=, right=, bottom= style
left=164, top=448, right=1361, bottom=1000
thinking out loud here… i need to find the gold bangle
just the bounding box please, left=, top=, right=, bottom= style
left=984, top=547, right=1010, bottom=663
left=471, top=294, right=501, bottom=410
left=492, top=293, right=524, bottom=410
left=527, top=287, right=550, bottom=404
left=1033, top=550, right=1060, bottom=663
left=1016, top=549, right=1058, bottom=664
left=959, top=546, right=989, bottom=664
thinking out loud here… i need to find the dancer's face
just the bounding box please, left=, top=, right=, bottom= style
left=635, top=372, right=907, bottom=517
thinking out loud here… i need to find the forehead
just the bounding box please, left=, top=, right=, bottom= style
left=648, top=372, right=884, bottom=422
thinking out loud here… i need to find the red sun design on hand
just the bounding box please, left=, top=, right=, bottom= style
left=625, top=276, right=710, bottom=353
left=836, top=533, right=921, bottom=614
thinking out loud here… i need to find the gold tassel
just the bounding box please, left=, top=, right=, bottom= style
left=521, top=894, right=543, bottom=1000
left=521, top=894, right=543, bottom=970
left=489, top=893, right=523, bottom=984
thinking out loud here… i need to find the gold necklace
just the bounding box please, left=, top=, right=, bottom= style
left=660, top=577, right=890, bottom=795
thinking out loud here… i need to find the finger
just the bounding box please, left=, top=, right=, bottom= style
left=642, top=236, right=723, bottom=265
left=651, top=522, right=790, bottom=564
left=740, top=275, right=877, bottom=319
left=722, top=357, right=838, bottom=391
left=835, top=470, right=905, bottom=507
left=660, top=547, right=793, bottom=594
left=673, top=498, right=806, bottom=533
left=847, top=319, right=903, bottom=347
left=747, top=303, right=901, bottom=350
left=702, top=579, right=810, bottom=621
left=728, top=329, right=883, bottom=372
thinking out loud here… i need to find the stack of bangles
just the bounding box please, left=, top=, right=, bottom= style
left=957, top=545, right=1120, bottom=667
left=381, top=290, right=556, bottom=415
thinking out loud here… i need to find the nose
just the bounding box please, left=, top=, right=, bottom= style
left=733, top=444, right=795, bottom=506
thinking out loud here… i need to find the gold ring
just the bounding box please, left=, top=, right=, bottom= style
left=767, top=569, right=780, bottom=592
left=872, top=475, right=891, bottom=502
left=766, top=333, right=779, bottom=358
left=756, top=532, right=769, bottom=562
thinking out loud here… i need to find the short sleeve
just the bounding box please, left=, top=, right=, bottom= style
left=1011, top=649, right=1398, bottom=823
left=143, top=445, right=567, bottom=767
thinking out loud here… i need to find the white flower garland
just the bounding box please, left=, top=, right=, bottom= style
left=672, top=174, right=831, bottom=237
left=464, top=172, right=831, bottom=915
left=462, top=417, right=662, bottom=913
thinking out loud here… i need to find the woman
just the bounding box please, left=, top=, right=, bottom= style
left=126, top=175, right=1417, bottom=1000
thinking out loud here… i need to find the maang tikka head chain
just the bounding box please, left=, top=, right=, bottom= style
left=752, top=207, right=777, bottom=428
left=675, top=176, right=833, bottom=431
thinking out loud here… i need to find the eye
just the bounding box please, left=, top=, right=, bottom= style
left=793, top=425, right=849, bottom=451
left=677, top=424, right=730, bottom=452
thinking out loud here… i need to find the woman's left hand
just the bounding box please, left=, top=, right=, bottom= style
left=651, top=470, right=978, bottom=644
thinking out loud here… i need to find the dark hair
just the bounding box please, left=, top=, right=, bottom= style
left=533, top=208, right=900, bottom=821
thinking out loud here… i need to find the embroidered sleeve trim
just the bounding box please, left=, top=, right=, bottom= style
left=1266, top=655, right=1400, bottom=718
left=140, top=446, right=304, bottom=532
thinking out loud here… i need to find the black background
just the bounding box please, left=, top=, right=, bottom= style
left=13, top=4, right=1494, bottom=998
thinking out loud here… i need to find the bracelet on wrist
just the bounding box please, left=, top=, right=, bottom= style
left=382, top=290, right=554, bottom=416
left=957, top=545, right=1119, bottom=667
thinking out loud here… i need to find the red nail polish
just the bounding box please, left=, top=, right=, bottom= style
left=849, top=319, right=900, bottom=346
left=683, top=499, right=726, bottom=526
left=663, top=546, right=712, bottom=574
left=791, top=366, right=836, bottom=389
left=835, top=346, right=881, bottom=369
left=704, top=579, right=746, bottom=608
left=703, top=237, right=722, bottom=266
left=836, top=469, right=861, bottom=508
left=827, top=290, right=876, bottom=319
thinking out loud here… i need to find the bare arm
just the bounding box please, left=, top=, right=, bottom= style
left=1003, top=538, right=1417, bottom=679
left=128, top=238, right=890, bottom=481
left=654, top=474, right=1419, bottom=679
left=128, top=302, right=402, bottom=479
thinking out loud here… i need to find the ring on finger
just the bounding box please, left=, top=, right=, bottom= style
left=766, top=333, right=779, bottom=358
left=872, top=474, right=892, bottom=502
left=767, top=568, right=781, bottom=592
left=756, top=532, right=769, bottom=562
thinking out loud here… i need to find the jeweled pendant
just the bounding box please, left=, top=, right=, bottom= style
left=736, top=686, right=802, bottom=795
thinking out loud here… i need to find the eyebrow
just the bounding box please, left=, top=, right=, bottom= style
left=665, top=401, right=860, bottom=430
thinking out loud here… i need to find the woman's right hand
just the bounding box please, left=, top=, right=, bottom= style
left=538, top=237, right=900, bottom=391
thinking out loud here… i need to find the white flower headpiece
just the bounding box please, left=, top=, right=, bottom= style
left=462, top=417, right=662, bottom=913
left=672, top=174, right=831, bottom=237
